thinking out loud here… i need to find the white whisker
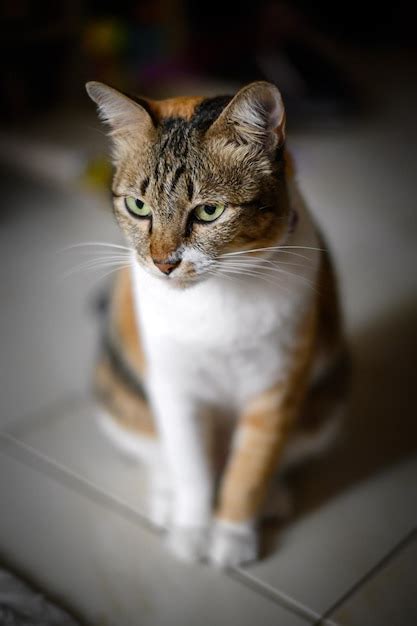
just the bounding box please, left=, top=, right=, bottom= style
left=62, top=258, right=131, bottom=279
left=218, top=257, right=305, bottom=269
left=59, top=241, right=133, bottom=254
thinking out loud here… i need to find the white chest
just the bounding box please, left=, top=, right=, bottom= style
left=131, top=205, right=319, bottom=405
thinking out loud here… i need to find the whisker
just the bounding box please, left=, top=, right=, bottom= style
left=218, top=257, right=305, bottom=269
left=216, top=266, right=285, bottom=287
left=64, top=255, right=131, bottom=270
left=220, top=245, right=324, bottom=260
left=59, top=241, right=133, bottom=254
left=221, top=262, right=317, bottom=292
left=62, top=258, right=130, bottom=279
left=89, top=264, right=132, bottom=284
left=219, top=249, right=311, bottom=262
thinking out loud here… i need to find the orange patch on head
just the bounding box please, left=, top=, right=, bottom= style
left=147, top=96, right=205, bottom=121
left=284, top=149, right=296, bottom=179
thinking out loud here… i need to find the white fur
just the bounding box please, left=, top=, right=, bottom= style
left=209, top=519, right=258, bottom=568
left=108, top=184, right=326, bottom=563
left=98, top=409, right=160, bottom=464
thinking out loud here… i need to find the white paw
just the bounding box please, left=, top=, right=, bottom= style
left=209, top=520, right=259, bottom=568
left=166, top=525, right=209, bottom=563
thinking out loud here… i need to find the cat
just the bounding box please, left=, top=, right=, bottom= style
left=86, top=80, right=349, bottom=567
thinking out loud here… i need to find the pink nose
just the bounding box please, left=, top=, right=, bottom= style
left=152, top=259, right=180, bottom=275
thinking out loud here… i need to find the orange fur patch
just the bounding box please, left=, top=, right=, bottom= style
left=216, top=303, right=318, bottom=523
left=95, top=268, right=156, bottom=438
left=147, top=96, right=205, bottom=121
left=284, top=149, right=296, bottom=179
left=95, top=356, right=156, bottom=437
left=110, top=268, right=146, bottom=376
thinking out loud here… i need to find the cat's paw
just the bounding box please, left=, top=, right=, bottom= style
left=166, top=525, right=209, bottom=563
left=208, top=520, right=259, bottom=568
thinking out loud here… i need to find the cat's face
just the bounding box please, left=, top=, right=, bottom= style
left=87, top=81, right=290, bottom=288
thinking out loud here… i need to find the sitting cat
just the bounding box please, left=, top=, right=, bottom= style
left=87, top=80, right=349, bottom=567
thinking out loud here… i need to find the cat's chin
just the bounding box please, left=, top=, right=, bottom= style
left=165, top=274, right=207, bottom=290
left=152, top=269, right=210, bottom=290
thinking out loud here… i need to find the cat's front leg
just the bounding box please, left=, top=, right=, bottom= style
left=148, top=376, right=213, bottom=563
left=210, top=310, right=316, bottom=568
left=209, top=388, right=301, bottom=568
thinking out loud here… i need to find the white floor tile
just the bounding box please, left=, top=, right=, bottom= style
left=6, top=398, right=149, bottom=519
left=0, top=176, right=121, bottom=428
left=241, top=455, right=417, bottom=617
left=6, top=399, right=417, bottom=621
left=0, top=440, right=309, bottom=626
left=328, top=534, right=417, bottom=626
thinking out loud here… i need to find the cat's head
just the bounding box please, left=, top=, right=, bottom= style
left=87, top=80, right=291, bottom=288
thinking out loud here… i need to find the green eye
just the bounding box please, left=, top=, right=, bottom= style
left=194, top=203, right=225, bottom=223
left=125, top=196, right=152, bottom=217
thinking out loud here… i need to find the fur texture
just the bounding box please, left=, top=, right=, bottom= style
left=88, top=80, right=349, bottom=567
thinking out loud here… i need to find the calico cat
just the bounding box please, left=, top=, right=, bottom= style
left=87, top=80, right=349, bottom=567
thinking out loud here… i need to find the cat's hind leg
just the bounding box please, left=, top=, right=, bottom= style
left=95, top=354, right=172, bottom=528
left=281, top=342, right=351, bottom=474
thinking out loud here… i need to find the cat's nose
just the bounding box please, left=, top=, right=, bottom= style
left=152, top=258, right=181, bottom=275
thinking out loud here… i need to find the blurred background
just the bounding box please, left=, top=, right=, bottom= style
left=0, top=2, right=416, bottom=625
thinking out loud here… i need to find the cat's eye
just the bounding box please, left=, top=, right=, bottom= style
left=125, top=196, right=152, bottom=218
left=194, top=203, right=225, bottom=223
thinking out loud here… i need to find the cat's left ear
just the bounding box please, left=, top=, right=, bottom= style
left=207, top=81, right=285, bottom=153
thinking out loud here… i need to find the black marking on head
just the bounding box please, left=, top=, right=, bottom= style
left=148, top=96, right=232, bottom=202
left=160, top=118, right=191, bottom=158
left=153, top=159, right=160, bottom=182
left=140, top=176, right=149, bottom=196
left=170, top=164, right=186, bottom=193
left=187, top=178, right=194, bottom=202
left=190, top=95, right=233, bottom=132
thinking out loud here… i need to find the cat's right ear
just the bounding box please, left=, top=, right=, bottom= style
left=85, top=82, right=155, bottom=138
left=206, top=81, right=285, bottom=154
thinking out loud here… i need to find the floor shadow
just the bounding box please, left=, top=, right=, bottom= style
left=288, top=299, right=417, bottom=518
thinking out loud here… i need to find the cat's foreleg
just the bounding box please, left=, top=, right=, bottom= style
left=209, top=312, right=316, bottom=568
left=149, top=378, right=214, bottom=563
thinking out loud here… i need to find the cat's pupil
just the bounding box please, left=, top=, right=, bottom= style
left=204, top=205, right=216, bottom=215
left=136, top=199, right=144, bottom=209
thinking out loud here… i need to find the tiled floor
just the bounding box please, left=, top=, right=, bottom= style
left=1, top=54, right=416, bottom=625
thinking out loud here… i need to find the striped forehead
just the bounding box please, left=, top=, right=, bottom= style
left=148, top=95, right=233, bottom=209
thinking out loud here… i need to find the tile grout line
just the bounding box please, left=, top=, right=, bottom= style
left=0, top=432, right=318, bottom=623
left=230, top=568, right=320, bottom=623
left=3, top=406, right=416, bottom=625
left=0, top=430, right=158, bottom=534
left=314, top=526, right=417, bottom=626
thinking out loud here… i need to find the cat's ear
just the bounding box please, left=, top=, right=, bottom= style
left=85, top=81, right=155, bottom=138
left=208, top=81, right=285, bottom=152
